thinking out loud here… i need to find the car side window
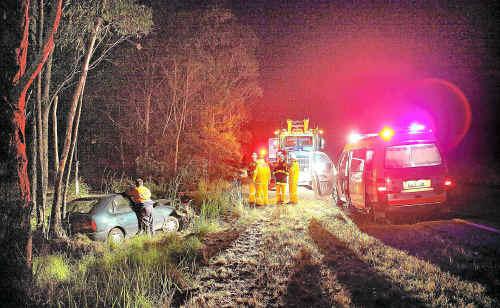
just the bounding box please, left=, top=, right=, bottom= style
left=113, top=196, right=133, bottom=214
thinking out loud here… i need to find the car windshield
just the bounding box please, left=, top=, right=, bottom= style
left=385, top=143, right=442, bottom=168
left=67, top=198, right=102, bottom=214
left=284, top=136, right=313, bottom=148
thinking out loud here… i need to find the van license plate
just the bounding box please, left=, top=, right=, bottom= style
left=403, top=179, right=431, bottom=191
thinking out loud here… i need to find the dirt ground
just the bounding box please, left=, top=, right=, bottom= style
left=182, top=187, right=500, bottom=307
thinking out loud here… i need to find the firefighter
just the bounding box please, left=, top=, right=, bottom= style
left=247, top=152, right=258, bottom=205
left=126, top=178, right=154, bottom=235
left=288, top=153, right=300, bottom=204
left=273, top=152, right=288, bottom=205
left=253, top=151, right=271, bottom=206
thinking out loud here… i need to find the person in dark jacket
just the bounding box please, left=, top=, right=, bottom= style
left=273, top=152, right=288, bottom=205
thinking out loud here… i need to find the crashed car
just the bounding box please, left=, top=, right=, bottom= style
left=65, top=194, right=181, bottom=243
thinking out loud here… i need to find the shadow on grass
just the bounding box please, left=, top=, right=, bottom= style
left=309, top=219, right=425, bottom=308
left=358, top=219, right=500, bottom=302
left=283, top=248, right=333, bottom=308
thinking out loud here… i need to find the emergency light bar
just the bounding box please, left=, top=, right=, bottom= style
left=347, top=123, right=433, bottom=144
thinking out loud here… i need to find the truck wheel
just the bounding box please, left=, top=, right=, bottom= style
left=312, top=176, right=321, bottom=198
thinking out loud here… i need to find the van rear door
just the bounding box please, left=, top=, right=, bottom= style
left=348, top=149, right=366, bottom=210
left=383, top=143, right=447, bottom=206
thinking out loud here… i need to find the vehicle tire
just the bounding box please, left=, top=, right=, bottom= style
left=332, top=186, right=342, bottom=206
left=162, top=216, right=180, bottom=233
left=312, top=175, right=321, bottom=198
left=372, top=208, right=387, bottom=224
left=108, top=227, right=125, bottom=244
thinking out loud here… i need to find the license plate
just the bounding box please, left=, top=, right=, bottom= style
left=403, top=179, right=431, bottom=191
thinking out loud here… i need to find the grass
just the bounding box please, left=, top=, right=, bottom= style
left=315, top=212, right=495, bottom=307
left=32, top=179, right=249, bottom=307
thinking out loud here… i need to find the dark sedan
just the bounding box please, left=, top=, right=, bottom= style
left=66, top=194, right=180, bottom=243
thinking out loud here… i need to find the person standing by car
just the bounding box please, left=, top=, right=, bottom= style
left=273, top=152, right=289, bottom=205
left=288, top=153, right=300, bottom=204
left=126, top=178, right=154, bottom=235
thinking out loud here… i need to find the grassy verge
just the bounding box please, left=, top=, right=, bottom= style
left=315, top=211, right=495, bottom=307
left=32, top=180, right=253, bottom=307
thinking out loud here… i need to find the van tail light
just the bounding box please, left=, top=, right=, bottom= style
left=444, top=177, right=454, bottom=190
left=377, top=186, right=388, bottom=192
left=377, top=177, right=392, bottom=193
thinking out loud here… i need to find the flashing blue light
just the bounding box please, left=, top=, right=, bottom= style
left=409, top=122, right=426, bottom=134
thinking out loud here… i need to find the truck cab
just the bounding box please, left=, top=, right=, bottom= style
left=269, top=119, right=335, bottom=196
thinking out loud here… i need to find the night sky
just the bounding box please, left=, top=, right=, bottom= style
left=228, top=1, right=500, bottom=162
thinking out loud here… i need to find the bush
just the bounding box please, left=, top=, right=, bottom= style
left=34, top=232, right=198, bottom=307
left=33, top=255, right=71, bottom=286
left=67, top=177, right=91, bottom=199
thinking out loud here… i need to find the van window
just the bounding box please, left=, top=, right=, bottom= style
left=350, top=158, right=364, bottom=173
left=385, top=143, right=442, bottom=168
left=339, top=152, right=349, bottom=176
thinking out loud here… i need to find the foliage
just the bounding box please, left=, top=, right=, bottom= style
left=83, top=7, right=261, bottom=187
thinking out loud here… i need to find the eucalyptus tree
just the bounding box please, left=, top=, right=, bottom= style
left=0, top=0, right=63, bottom=304
left=46, top=0, right=152, bottom=238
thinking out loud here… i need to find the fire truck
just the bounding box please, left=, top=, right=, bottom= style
left=269, top=119, right=336, bottom=196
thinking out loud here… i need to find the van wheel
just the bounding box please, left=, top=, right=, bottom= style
left=372, top=208, right=387, bottom=224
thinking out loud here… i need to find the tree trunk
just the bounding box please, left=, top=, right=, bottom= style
left=0, top=0, right=62, bottom=304
left=52, top=95, right=59, bottom=172
left=29, top=104, right=39, bottom=228
left=144, top=91, right=151, bottom=156
left=174, top=64, right=190, bottom=174
left=50, top=18, right=101, bottom=237
left=63, top=89, right=85, bottom=219
left=35, top=0, right=46, bottom=233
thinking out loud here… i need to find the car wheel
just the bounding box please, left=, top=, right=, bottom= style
left=108, top=227, right=125, bottom=244
left=312, top=175, right=321, bottom=198
left=162, top=216, right=179, bottom=233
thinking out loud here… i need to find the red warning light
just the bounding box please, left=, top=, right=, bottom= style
left=379, top=127, right=395, bottom=141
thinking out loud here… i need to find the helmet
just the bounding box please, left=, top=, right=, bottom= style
left=289, top=152, right=297, bottom=160
left=259, top=149, right=267, bottom=158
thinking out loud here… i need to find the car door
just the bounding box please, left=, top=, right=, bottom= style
left=112, top=195, right=138, bottom=235
left=313, top=152, right=335, bottom=196
left=348, top=149, right=366, bottom=209
left=336, top=151, right=350, bottom=202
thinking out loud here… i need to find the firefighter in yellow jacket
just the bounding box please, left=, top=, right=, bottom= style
left=288, top=153, right=300, bottom=204
left=247, top=152, right=258, bottom=205
left=273, top=152, right=288, bottom=205
left=253, top=151, right=271, bottom=206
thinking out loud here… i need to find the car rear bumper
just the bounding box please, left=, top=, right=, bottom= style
left=384, top=201, right=448, bottom=215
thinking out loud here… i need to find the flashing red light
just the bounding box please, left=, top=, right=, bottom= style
left=379, top=127, right=395, bottom=141
left=259, top=148, right=267, bottom=157
left=377, top=186, right=387, bottom=192
left=444, top=178, right=453, bottom=189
